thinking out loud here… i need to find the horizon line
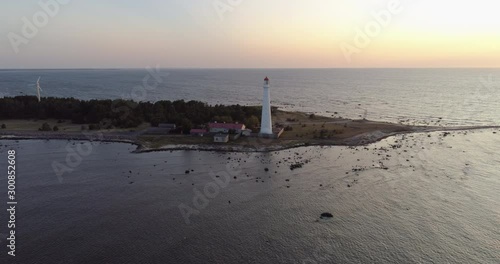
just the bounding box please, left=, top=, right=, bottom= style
left=1, top=67, right=499, bottom=71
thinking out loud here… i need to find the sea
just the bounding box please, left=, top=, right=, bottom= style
left=1, top=68, right=499, bottom=126
left=0, top=69, right=499, bottom=263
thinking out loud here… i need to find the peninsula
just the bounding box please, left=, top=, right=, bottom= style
left=1, top=96, right=497, bottom=152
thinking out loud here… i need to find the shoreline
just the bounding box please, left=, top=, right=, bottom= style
left=1, top=124, right=499, bottom=153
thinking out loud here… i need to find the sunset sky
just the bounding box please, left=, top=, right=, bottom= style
left=1, top=0, right=500, bottom=68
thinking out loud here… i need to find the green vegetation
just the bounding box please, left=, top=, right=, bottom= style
left=0, top=96, right=269, bottom=130
left=39, top=122, right=52, bottom=131
left=88, top=124, right=101, bottom=130
left=244, top=115, right=260, bottom=130
left=138, top=135, right=214, bottom=149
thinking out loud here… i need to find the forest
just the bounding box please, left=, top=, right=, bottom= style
left=0, top=96, right=267, bottom=132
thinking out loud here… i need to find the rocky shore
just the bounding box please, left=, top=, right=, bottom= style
left=2, top=123, right=499, bottom=153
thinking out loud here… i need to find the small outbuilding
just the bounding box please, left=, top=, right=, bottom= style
left=258, top=127, right=285, bottom=139
left=214, top=134, right=229, bottom=143
left=242, top=129, right=252, bottom=136
left=158, top=123, right=176, bottom=129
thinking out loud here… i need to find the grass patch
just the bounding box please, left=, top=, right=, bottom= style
left=138, top=135, right=213, bottom=148
left=0, top=119, right=150, bottom=133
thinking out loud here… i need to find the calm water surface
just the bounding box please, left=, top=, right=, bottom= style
left=0, top=128, right=498, bottom=263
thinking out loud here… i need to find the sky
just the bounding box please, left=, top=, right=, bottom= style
left=1, top=0, right=500, bottom=68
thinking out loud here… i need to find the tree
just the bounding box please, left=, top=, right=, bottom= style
left=89, top=124, right=101, bottom=130
left=150, top=116, right=161, bottom=127
left=213, top=115, right=233, bottom=123
left=179, top=118, right=192, bottom=134
left=1, top=124, right=5, bottom=129
left=244, top=115, right=260, bottom=131
left=0, top=96, right=268, bottom=130
left=40, top=122, right=52, bottom=131
left=53, top=126, right=59, bottom=131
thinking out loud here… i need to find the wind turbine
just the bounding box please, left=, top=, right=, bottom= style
left=36, top=76, right=42, bottom=102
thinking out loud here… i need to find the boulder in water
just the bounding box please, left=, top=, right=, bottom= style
left=320, top=212, right=333, bottom=219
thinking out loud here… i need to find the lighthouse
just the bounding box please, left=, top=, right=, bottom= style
left=260, top=76, right=273, bottom=135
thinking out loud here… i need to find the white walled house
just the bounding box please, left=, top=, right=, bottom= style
left=242, top=129, right=252, bottom=136
left=208, top=123, right=246, bottom=134
left=214, top=134, right=229, bottom=143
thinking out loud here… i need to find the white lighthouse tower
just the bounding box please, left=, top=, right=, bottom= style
left=260, top=76, right=273, bottom=135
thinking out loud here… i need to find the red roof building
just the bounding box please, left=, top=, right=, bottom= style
left=208, top=123, right=245, bottom=130
left=208, top=123, right=246, bottom=133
